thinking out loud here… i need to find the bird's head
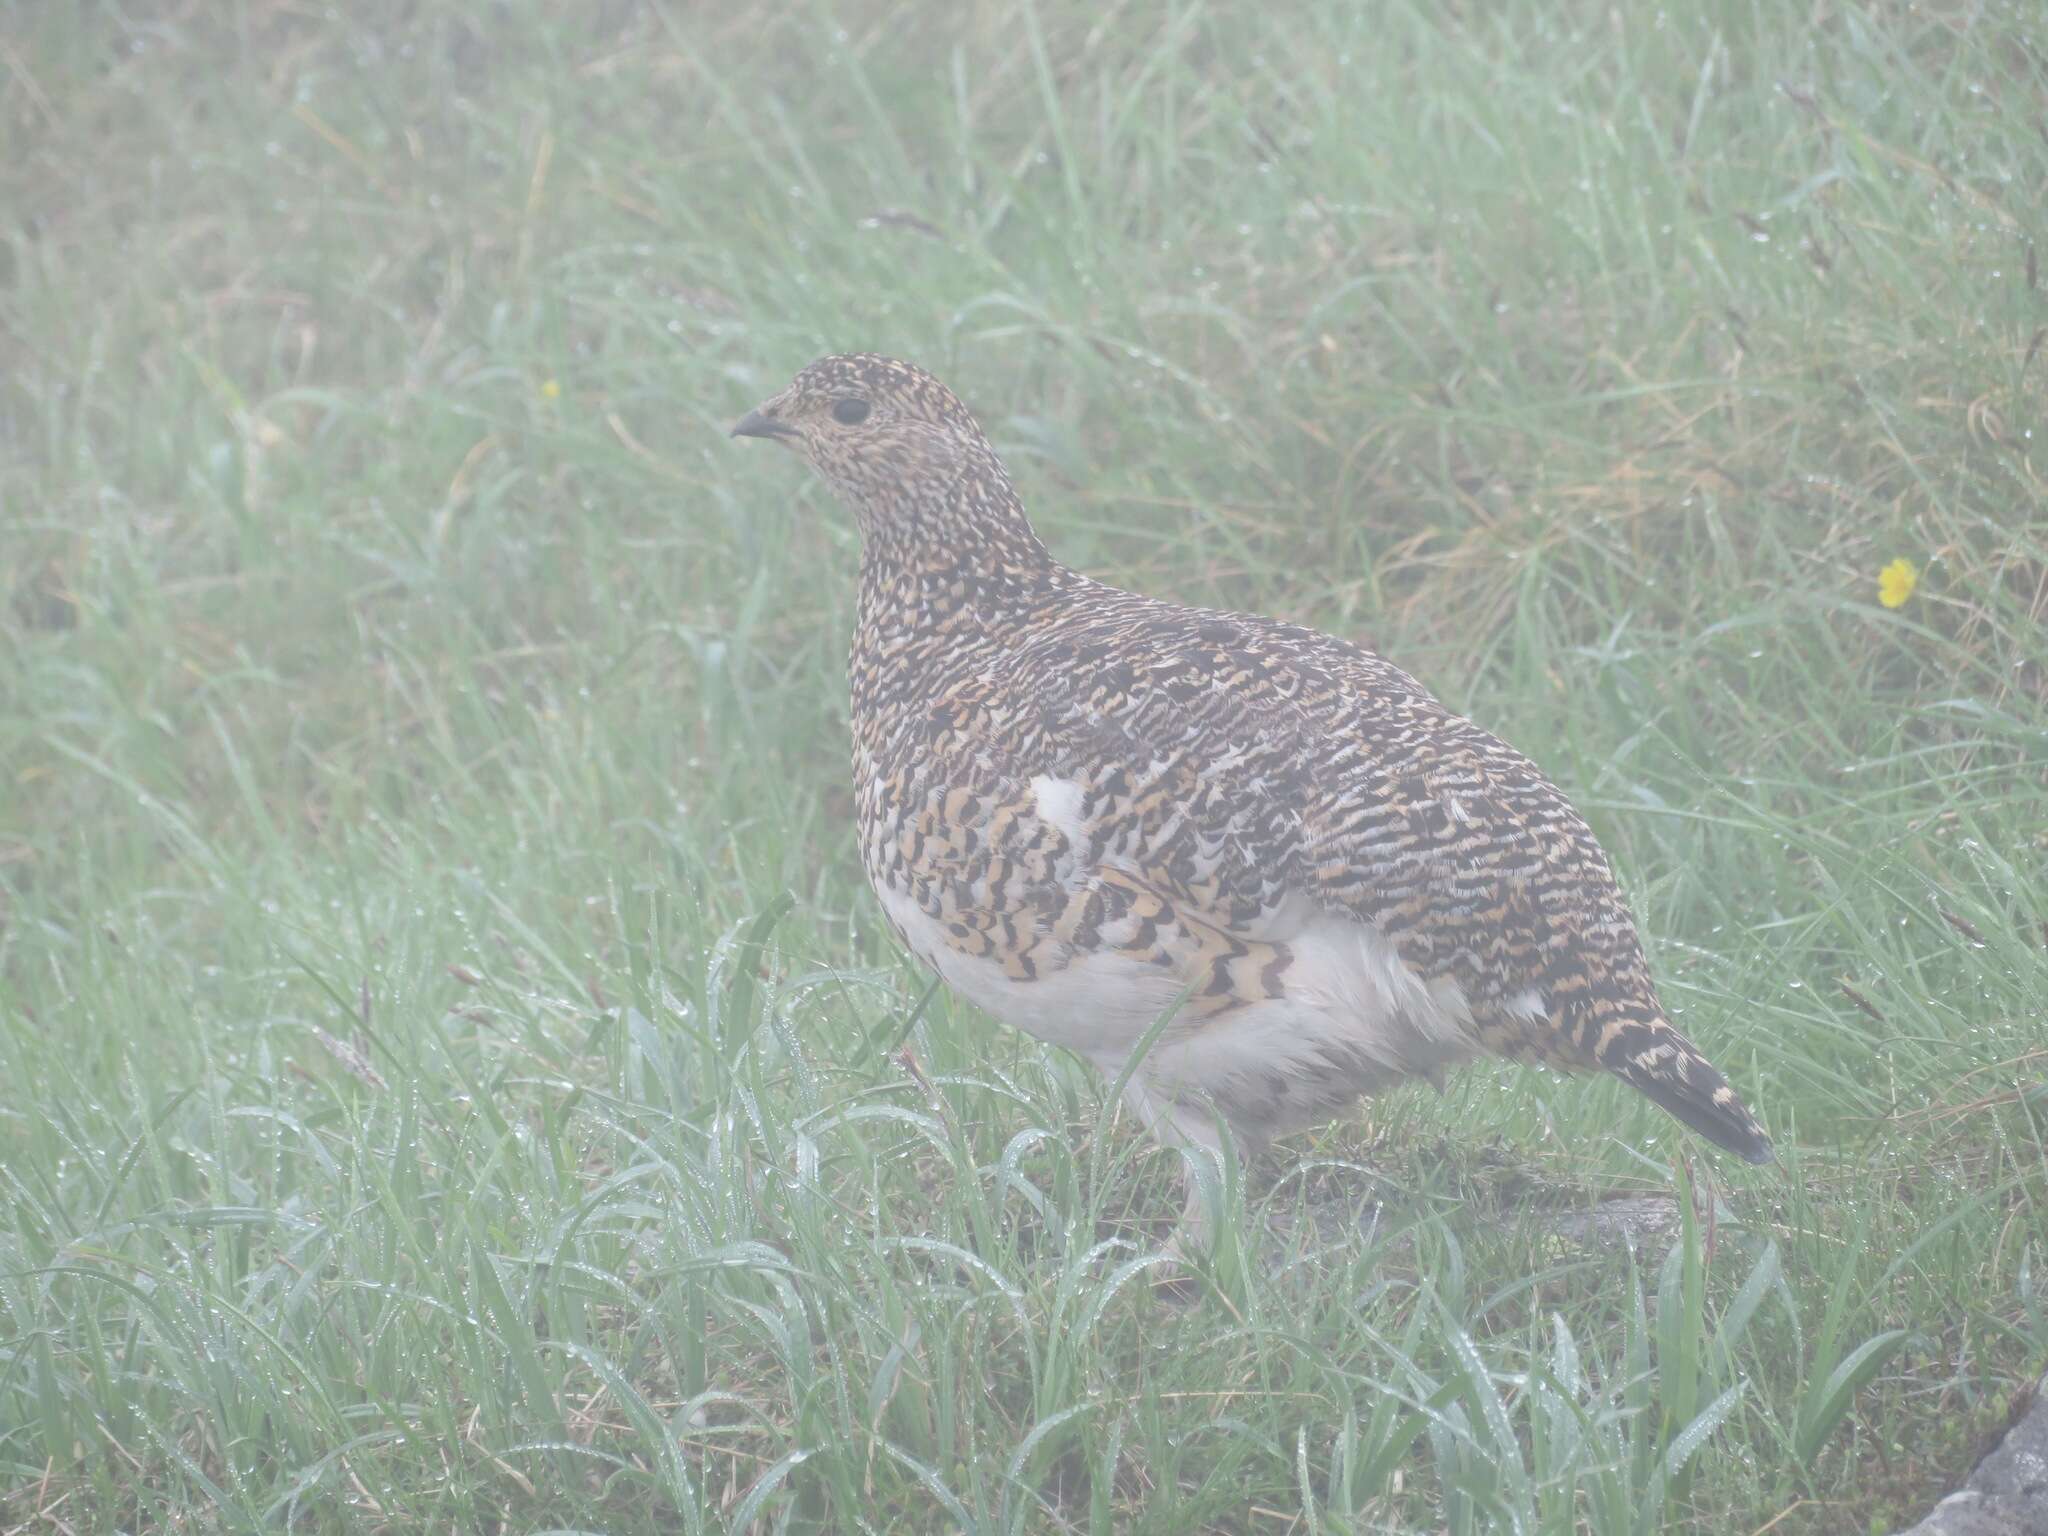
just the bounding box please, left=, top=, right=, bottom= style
left=731, top=354, right=1031, bottom=552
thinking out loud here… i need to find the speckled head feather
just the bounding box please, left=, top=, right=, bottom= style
left=734, top=354, right=1771, bottom=1248
left=734, top=354, right=1045, bottom=563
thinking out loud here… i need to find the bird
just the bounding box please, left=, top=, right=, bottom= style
left=732, top=353, right=1772, bottom=1253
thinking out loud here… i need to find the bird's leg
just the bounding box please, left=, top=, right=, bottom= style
left=1117, top=1073, right=1228, bottom=1267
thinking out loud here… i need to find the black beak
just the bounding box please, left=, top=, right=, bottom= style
left=730, top=409, right=797, bottom=441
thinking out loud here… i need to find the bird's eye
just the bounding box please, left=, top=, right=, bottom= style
left=832, top=398, right=871, bottom=425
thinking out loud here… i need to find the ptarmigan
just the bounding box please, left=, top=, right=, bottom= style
left=733, top=354, right=1771, bottom=1247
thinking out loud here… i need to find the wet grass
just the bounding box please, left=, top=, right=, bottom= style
left=2, top=0, right=2045, bottom=1530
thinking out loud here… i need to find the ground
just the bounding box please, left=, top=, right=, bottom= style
left=2, top=2, right=2045, bottom=1532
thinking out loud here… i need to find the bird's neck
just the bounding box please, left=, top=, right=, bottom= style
left=848, top=471, right=1076, bottom=736
left=852, top=461, right=1066, bottom=631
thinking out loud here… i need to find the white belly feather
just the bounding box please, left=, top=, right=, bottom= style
left=874, top=878, right=1515, bottom=1138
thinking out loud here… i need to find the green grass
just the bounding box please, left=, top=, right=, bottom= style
left=3, top=1, right=2046, bottom=1530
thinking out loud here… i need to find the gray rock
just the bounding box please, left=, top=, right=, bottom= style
left=1266, top=1190, right=1702, bottom=1263
left=1896, top=1380, right=2048, bottom=1536
left=1516, top=1194, right=1685, bottom=1249
left=1904, top=1491, right=2040, bottom=1536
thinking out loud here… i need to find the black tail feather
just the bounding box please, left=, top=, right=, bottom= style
left=1602, top=1022, right=1774, bottom=1164
left=1626, top=1058, right=1774, bottom=1164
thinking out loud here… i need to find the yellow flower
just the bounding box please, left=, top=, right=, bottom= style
left=1877, top=557, right=1919, bottom=609
left=540, top=378, right=561, bottom=400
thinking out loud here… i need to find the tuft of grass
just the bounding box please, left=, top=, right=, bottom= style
left=2, top=1, right=2044, bottom=1530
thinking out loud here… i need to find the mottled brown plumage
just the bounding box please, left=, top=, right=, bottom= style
left=733, top=354, right=1770, bottom=1238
